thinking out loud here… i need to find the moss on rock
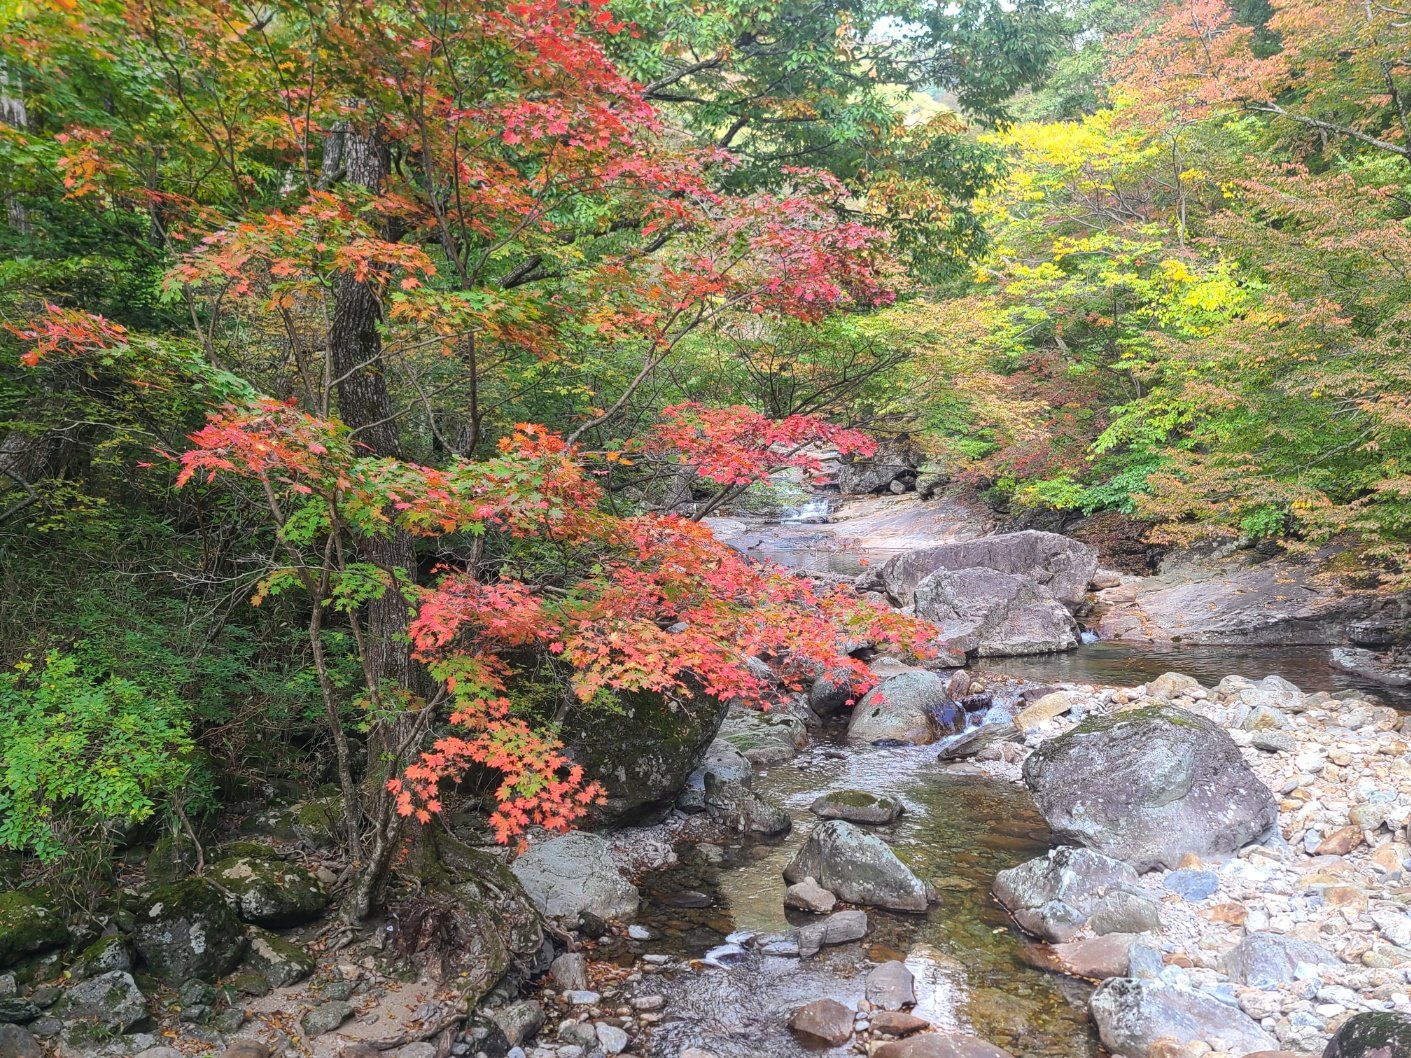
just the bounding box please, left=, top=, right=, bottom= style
left=210, top=845, right=327, bottom=928
left=0, top=891, right=69, bottom=969
left=130, top=879, right=246, bottom=984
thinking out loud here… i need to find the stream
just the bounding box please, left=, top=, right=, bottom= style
left=635, top=735, right=1097, bottom=1057
left=629, top=522, right=1407, bottom=1058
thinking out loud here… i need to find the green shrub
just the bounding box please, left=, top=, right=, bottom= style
left=0, top=651, right=193, bottom=862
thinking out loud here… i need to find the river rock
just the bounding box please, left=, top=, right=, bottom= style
left=936, top=723, right=1021, bottom=761
left=717, top=706, right=809, bottom=764
left=1022, top=933, right=1143, bottom=980
left=810, top=790, right=903, bottom=825
left=678, top=738, right=752, bottom=812
left=1148, top=672, right=1203, bottom=700
left=1322, top=1012, right=1411, bottom=1058
left=992, top=847, right=1138, bottom=942
left=784, top=878, right=837, bottom=914
left=865, top=961, right=916, bottom=1010
left=491, top=1000, right=544, bottom=1048
left=0, top=893, right=68, bottom=969
left=847, top=670, right=952, bottom=745
left=557, top=685, right=729, bottom=825
left=1089, top=977, right=1277, bottom=1057
left=56, top=970, right=148, bottom=1035
left=301, top=1000, right=353, bottom=1036
left=787, top=999, right=854, bottom=1047
left=880, top=531, right=1097, bottom=607
left=511, top=833, right=638, bottom=922
left=1014, top=691, right=1077, bottom=732
left=1222, top=932, right=1339, bottom=987
left=809, top=671, right=864, bottom=717
left=596, top=1022, right=628, bottom=1055
left=784, top=820, right=930, bottom=912
left=549, top=953, right=588, bottom=991
left=702, top=776, right=790, bottom=835
left=871, top=1012, right=930, bottom=1037
left=209, top=845, right=327, bottom=927
left=1087, top=891, right=1162, bottom=936
left=914, top=568, right=1080, bottom=657
left=791, top=910, right=869, bottom=957
left=873, top=1035, right=1015, bottom=1058
left=1022, top=705, right=1278, bottom=870
left=131, top=879, right=247, bottom=984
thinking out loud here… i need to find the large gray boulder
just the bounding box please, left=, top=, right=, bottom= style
left=130, top=879, right=247, bottom=984
left=1323, top=1012, right=1411, bottom=1058
left=784, top=820, right=929, bottom=912
left=510, top=833, right=638, bottom=922
left=1222, top=931, right=1339, bottom=987
left=703, top=775, right=790, bottom=835
left=847, top=670, right=959, bottom=745
left=881, top=531, right=1097, bottom=607
left=209, top=845, right=327, bottom=927
left=914, top=568, right=1079, bottom=657
left=1089, top=978, right=1277, bottom=1057
left=992, top=847, right=1139, bottom=943
left=1022, top=705, right=1278, bottom=871
left=558, top=686, right=729, bottom=825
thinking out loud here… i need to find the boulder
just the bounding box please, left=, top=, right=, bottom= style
left=130, top=879, right=247, bottom=984
left=810, top=790, right=903, bottom=825
left=1087, top=891, right=1163, bottom=936
left=1222, top=932, right=1339, bottom=987
left=865, top=961, right=916, bottom=1010
left=880, top=531, right=1097, bottom=608
left=787, top=999, right=854, bottom=1047
left=717, top=706, right=808, bottom=765
left=1089, top=977, right=1277, bottom=1058
left=914, top=568, right=1080, bottom=657
left=301, top=999, right=353, bottom=1036
left=847, top=670, right=953, bottom=745
left=936, top=723, right=1021, bottom=762
left=510, top=833, right=638, bottom=922
left=210, top=845, right=327, bottom=927
left=490, top=1000, right=544, bottom=1048
left=784, top=820, right=929, bottom=912
left=241, top=928, right=316, bottom=988
left=874, top=1035, right=1015, bottom=1058
left=871, top=1012, right=930, bottom=1037
left=678, top=739, right=752, bottom=812
left=791, top=910, right=868, bottom=957
left=0, top=893, right=67, bottom=969
left=56, top=970, right=148, bottom=1034
left=1022, top=705, right=1278, bottom=871
left=242, top=797, right=342, bottom=851
left=557, top=685, right=729, bottom=825
left=1014, top=691, right=1077, bottom=732
left=809, top=671, right=864, bottom=717
left=1148, top=672, right=1203, bottom=700
left=1021, top=933, right=1143, bottom=979
left=1322, top=1012, right=1411, bottom=1058
left=69, top=935, right=132, bottom=981
left=702, top=776, right=790, bottom=835
left=992, top=847, right=1139, bottom=943
left=0, top=1025, right=40, bottom=1058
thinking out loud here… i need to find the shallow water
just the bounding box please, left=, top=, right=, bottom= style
left=635, top=738, right=1099, bottom=1058
left=985, top=640, right=1410, bottom=708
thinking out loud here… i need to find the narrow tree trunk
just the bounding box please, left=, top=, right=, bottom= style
left=1, top=62, right=31, bottom=235
left=324, top=120, right=431, bottom=919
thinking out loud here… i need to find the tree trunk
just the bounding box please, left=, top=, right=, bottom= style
left=324, top=121, right=428, bottom=918
left=1, top=62, right=31, bottom=235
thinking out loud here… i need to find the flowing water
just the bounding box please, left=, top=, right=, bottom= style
left=634, top=736, right=1099, bottom=1058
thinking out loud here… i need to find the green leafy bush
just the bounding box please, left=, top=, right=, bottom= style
left=0, top=651, right=193, bottom=862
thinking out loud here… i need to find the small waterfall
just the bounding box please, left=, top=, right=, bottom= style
left=781, top=498, right=831, bottom=524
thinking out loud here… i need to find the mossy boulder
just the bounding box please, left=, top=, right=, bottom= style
left=55, top=970, right=148, bottom=1035
left=129, top=879, right=246, bottom=984
left=240, top=927, right=315, bottom=989
left=241, top=797, right=343, bottom=852
left=718, top=706, right=808, bottom=764
left=555, top=684, right=730, bottom=826
left=1323, top=1012, right=1411, bottom=1058
left=145, top=832, right=198, bottom=885
left=210, top=846, right=327, bottom=928
left=810, top=789, right=904, bottom=825
left=69, top=935, right=132, bottom=981
left=0, top=892, right=68, bottom=969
